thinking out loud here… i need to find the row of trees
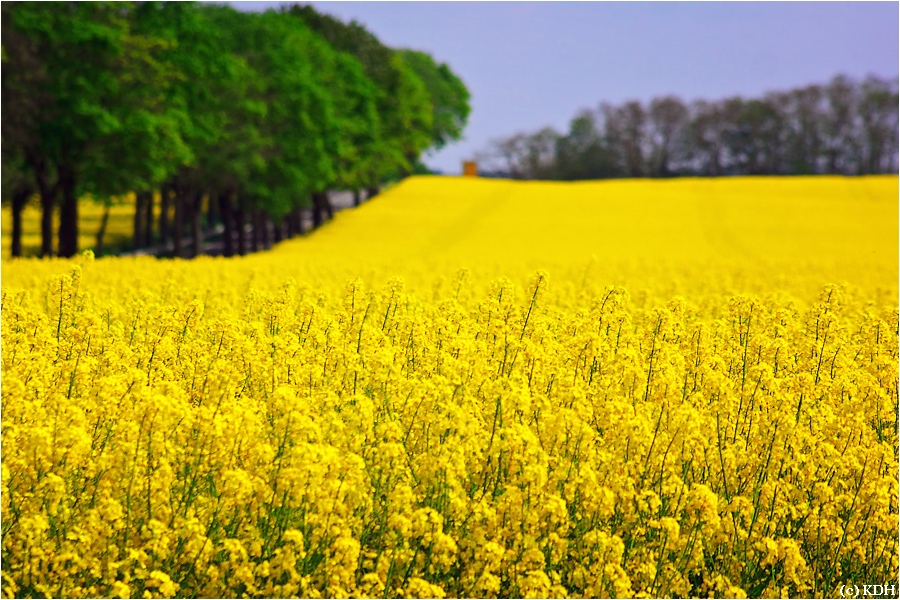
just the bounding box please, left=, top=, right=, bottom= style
left=2, top=2, right=471, bottom=257
left=479, top=74, right=898, bottom=180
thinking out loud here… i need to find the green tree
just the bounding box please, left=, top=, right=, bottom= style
left=248, top=10, right=339, bottom=225
left=721, top=97, right=785, bottom=175
left=286, top=5, right=433, bottom=192
left=3, top=1, right=189, bottom=257
left=134, top=3, right=267, bottom=257
left=648, top=95, right=688, bottom=176
left=857, top=75, right=899, bottom=174
left=285, top=4, right=392, bottom=198
left=398, top=48, right=471, bottom=153
left=298, top=24, right=381, bottom=226
left=783, top=84, right=825, bottom=175
left=1, top=2, right=41, bottom=257
left=384, top=53, right=433, bottom=177
left=0, top=146, right=35, bottom=258
left=686, top=100, right=727, bottom=176
left=556, top=110, right=614, bottom=180
left=200, top=7, right=341, bottom=252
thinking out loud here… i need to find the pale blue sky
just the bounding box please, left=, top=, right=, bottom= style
left=227, top=1, right=899, bottom=174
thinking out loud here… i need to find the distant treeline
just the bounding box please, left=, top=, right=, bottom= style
left=2, top=2, right=471, bottom=257
left=478, top=75, right=898, bottom=180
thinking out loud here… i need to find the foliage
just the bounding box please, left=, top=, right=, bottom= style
left=286, top=4, right=430, bottom=184
left=2, top=1, right=191, bottom=256
left=2, top=2, right=470, bottom=257
left=399, top=49, right=471, bottom=152
left=480, top=75, right=899, bottom=180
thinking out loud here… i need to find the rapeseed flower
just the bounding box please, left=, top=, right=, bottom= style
left=1, top=175, right=897, bottom=597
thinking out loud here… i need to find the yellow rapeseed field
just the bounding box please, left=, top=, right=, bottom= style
left=1, top=175, right=897, bottom=598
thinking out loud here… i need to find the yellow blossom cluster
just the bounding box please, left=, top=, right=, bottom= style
left=2, top=175, right=897, bottom=598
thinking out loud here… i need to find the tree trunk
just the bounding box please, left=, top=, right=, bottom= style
left=218, top=193, right=235, bottom=257
left=286, top=209, right=299, bottom=237
left=131, top=192, right=146, bottom=250
left=273, top=218, right=284, bottom=244
left=144, top=189, right=155, bottom=246
left=58, top=167, right=78, bottom=258
left=311, top=194, right=324, bottom=229
left=827, top=150, right=839, bottom=175
left=10, top=187, right=30, bottom=258
left=311, top=191, right=334, bottom=226
left=136, top=191, right=154, bottom=249
left=206, top=191, right=218, bottom=230
left=261, top=213, right=272, bottom=249
left=297, top=208, right=305, bottom=234
left=366, top=186, right=379, bottom=201
left=323, top=193, right=334, bottom=220
left=353, top=189, right=361, bottom=207
left=236, top=208, right=246, bottom=256
left=192, top=192, right=204, bottom=257
left=173, top=190, right=184, bottom=258
left=159, top=185, right=171, bottom=247
left=657, top=146, right=670, bottom=177
left=95, top=203, right=111, bottom=256
left=250, top=210, right=260, bottom=253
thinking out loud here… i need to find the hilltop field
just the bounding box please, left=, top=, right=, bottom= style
left=2, top=176, right=897, bottom=598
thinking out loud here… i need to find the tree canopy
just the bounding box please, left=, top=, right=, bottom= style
left=399, top=48, right=471, bottom=152
left=479, top=75, right=898, bottom=180
left=2, top=1, right=472, bottom=257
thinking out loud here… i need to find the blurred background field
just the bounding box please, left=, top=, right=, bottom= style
left=290, top=175, right=897, bottom=269
left=4, top=175, right=897, bottom=308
